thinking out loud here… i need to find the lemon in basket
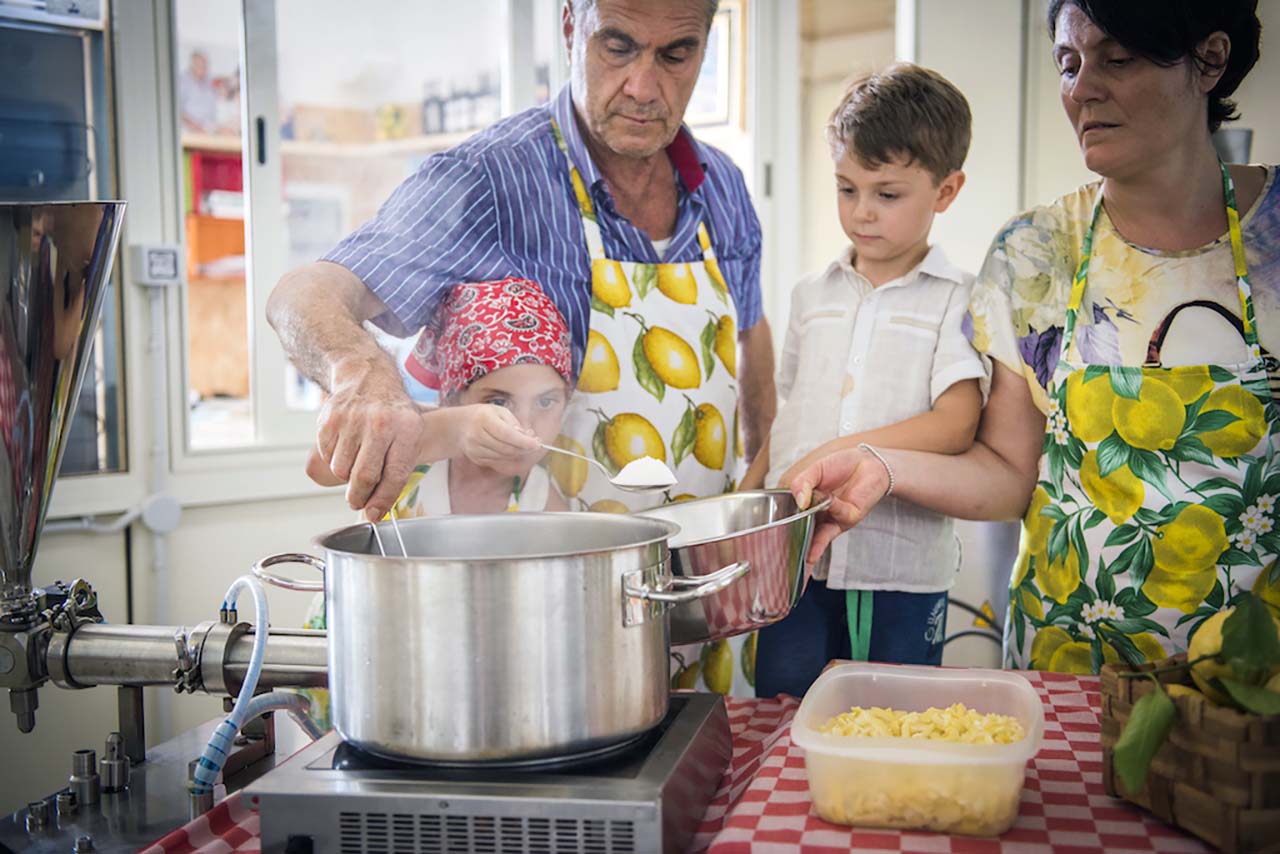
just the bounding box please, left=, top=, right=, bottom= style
left=1187, top=606, right=1280, bottom=704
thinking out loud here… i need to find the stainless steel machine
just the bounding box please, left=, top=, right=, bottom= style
left=0, top=201, right=735, bottom=854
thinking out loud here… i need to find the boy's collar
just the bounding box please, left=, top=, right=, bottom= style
left=839, top=244, right=966, bottom=289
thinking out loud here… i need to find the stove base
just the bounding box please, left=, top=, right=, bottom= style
left=247, top=693, right=732, bottom=854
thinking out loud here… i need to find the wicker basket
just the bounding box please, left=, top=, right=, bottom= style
left=1100, top=655, right=1280, bottom=854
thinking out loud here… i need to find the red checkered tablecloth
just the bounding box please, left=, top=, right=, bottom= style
left=140, top=672, right=1209, bottom=854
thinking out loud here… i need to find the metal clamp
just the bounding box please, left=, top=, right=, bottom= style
left=250, top=553, right=326, bottom=592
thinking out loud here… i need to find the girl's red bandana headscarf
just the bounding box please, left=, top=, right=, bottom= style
left=404, top=278, right=572, bottom=396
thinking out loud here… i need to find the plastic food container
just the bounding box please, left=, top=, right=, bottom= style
left=791, top=663, right=1045, bottom=837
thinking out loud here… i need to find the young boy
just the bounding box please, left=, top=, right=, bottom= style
left=741, top=64, right=988, bottom=698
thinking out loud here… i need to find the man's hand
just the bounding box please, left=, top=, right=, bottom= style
left=317, top=357, right=428, bottom=521
left=788, top=447, right=891, bottom=564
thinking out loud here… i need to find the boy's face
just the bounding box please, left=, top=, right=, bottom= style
left=459, top=363, right=569, bottom=475
left=834, top=151, right=963, bottom=277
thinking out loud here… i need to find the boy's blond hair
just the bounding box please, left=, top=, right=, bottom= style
left=827, top=63, right=972, bottom=183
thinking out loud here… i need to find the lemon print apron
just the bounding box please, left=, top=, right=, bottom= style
left=1008, top=162, right=1279, bottom=674
left=548, top=119, right=754, bottom=697
left=547, top=119, right=742, bottom=513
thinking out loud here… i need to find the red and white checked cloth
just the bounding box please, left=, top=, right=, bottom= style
left=139, top=673, right=1208, bottom=854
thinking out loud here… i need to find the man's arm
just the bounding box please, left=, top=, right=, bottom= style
left=268, top=262, right=536, bottom=519
left=737, top=317, right=776, bottom=461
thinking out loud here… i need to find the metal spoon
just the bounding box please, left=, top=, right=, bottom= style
left=540, top=443, right=676, bottom=493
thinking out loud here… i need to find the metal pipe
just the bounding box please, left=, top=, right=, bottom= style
left=58, top=624, right=328, bottom=690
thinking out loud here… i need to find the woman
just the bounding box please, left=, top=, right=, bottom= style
left=789, top=0, right=1278, bottom=673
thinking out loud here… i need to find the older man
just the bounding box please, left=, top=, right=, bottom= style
left=268, top=0, right=775, bottom=520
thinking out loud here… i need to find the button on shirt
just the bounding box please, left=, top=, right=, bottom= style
left=320, top=86, right=763, bottom=370
left=767, top=245, right=989, bottom=592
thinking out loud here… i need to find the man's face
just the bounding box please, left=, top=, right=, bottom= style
left=191, top=52, right=208, bottom=81
left=566, top=0, right=708, bottom=159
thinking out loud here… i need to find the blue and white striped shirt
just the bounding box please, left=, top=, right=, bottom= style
left=322, top=86, right=763, bottom=368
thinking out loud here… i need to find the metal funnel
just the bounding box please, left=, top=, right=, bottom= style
left=0, top=202, right=125, bottom=625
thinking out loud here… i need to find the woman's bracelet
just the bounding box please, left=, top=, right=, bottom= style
left=856, top=443, right=894, bottom=497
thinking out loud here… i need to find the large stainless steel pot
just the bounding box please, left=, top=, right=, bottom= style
left=636, top=490, right=831, bottom=645
left=252, top=513, right=747, bottom=763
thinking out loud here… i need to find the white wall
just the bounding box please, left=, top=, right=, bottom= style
left=799, top=28, right=896, bottom=276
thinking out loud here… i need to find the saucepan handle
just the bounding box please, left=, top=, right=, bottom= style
left=251, top=552, right=326, bottom=592
left=624, top=560, right=750, bottom=604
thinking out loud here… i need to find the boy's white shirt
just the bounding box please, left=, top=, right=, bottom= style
left=767, top=243, right=989, bottom=593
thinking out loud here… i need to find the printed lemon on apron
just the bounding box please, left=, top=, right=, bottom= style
left=550, top=119, right=754, bottom=693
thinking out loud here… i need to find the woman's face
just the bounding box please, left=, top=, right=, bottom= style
left=1052, top=5, right=1218, bottom=179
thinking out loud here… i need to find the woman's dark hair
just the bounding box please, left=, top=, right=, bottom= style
left=1047, top=0, right=1262, bottom=132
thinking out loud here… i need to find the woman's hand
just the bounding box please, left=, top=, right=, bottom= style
left=789, top=446, right=892, bottom=564
left=448, top=404, right=541, bottom=470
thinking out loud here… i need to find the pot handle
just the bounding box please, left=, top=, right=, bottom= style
left=251, top=553, right=326, bottom=592
left=625, top=560, right=750, bottom=604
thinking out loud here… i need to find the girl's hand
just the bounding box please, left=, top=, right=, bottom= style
left=788, top=447, right=891, bottom=563
left=450, top=404, right=541, bottom=469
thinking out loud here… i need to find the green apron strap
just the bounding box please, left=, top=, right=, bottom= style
left=846, top=589, right=874, bottom=662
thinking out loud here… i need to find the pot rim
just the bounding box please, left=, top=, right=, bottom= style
left=314, top=510, right=682, bottom=562
left=635, top=488, right=833, bottom=550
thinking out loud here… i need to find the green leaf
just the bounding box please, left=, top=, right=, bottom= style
left=1220, top=547, right=1258, bottom=567
left=1130, top=536, right=1155, bottom=588
left=700, top=319, right=717, bottom=380
left=1206, top=579, right=1225, bottom=610
left=1049, top=445, right=1065, bottom=489
left=1084, top=365, right=1110, bottom=383
left=1220, top=594, right=1280, bottom=683
left=632, top=263, right=657, bottom=300
left=1220, top=678, right=1280, bottom=715
left=1209, top=365, right=1236, bottom=383
left=1169, top=436, right=1216, bottom=466
left=1108, top=617, right=1170, bottom=638
left=1203, top=492, right=1246, bottom=519
left=1192, top=410, right=1242, bottom=433
left=1129, top=450, right=1175, bottom=503
left=592, top=421, right=616, bottom=476
left=1069, top=517, right=1090, bottom=580
left=1109, top=366, right=1144, bottom=400
left=1099, top=627, right=1146, bottom=666
left=1259, top=531, right=1280, bottom=555
left=1064, top=437, right=1084, bottom=468
left=1245, top=459, right=1265, bottom=504
left=1041, top=504, right=1069, bottom=522
left=1105, top=524, right=1140, bottom=548
left=1270, top=560, right=1280, bottom=587
left=1090, top=637, right=1105, bottom=673
left=1116, top=587, right=1158, bottom=617
left=1097, top=562, right=1116, bottom=601
left=589, top=294, right=615, bottom=318
left=671, top=406, right=696, bottom=468
left=1085, top=508, right=1108, bottom=530
left=1199, top=476, right=1246, bottom=493
left=1182, top=392, right=1210, bottom=431
left=631, top=334, right=665, bottom=402
left=1113, top=687, right=1176, bottom=794
left=1097, top=433, right=1133, bottom=477
left=1048, top=518, right=1070, bottom=565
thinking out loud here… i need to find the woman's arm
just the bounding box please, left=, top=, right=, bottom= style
left=778, top=379, right=982, bottom=486
left=791, top=362, right=1045, bottom=561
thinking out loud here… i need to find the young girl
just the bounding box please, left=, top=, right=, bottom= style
left=306, top=276, right=574, bottom=514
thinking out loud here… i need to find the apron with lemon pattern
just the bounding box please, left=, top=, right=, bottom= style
left=546, top=118, right=754, bottom=696
left=1008, top=162, right=1279, bottom=674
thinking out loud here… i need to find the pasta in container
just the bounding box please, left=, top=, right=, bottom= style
left=791, top=663, right=1044, bottom=837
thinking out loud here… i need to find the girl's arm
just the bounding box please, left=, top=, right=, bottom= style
left=739, top=434, right=771, bottom=490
